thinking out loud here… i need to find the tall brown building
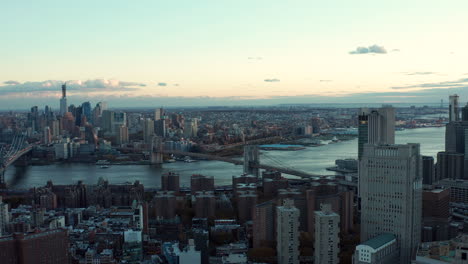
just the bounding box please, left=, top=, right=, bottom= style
left=422, top=188, right=451, bottom=242
left=0, top=229, right=69, bottom=264
left=236, top=190, right=257, bottom=224
left=194, top=191, right=216, bottom=218
left=306, top=182, right=354, bottom=235
left=161, top=172, right=180, bottom=193
left=153, top=191, right=177, bottom=220
left=253, top=200, right=276, bottom=248
left=191, top=175, right=214, bottom=193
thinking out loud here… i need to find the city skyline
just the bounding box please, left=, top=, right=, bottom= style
left=2, top=1, right=468, bottom=108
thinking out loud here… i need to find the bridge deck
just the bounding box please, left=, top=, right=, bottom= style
left=162, top=150, right=321, bottom=178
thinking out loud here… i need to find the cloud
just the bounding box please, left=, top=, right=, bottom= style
left=392, top=78, right=468, bottom=90
left=158, top=82, right=167, bottom=86
left=392, top=49, right=400, bottom=52
left=3, top=80, right=20, bottom=85
left=264, top=78, right=280, bottom=82
left=404, top=72, right=438, bottom=76
left=349, top=44, right=387, bottom=54
left=0, top=79, right=146, bottom=96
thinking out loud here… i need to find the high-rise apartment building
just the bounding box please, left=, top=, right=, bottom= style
left=276, top=199, right=300, bottom=264
left=314, top=204, right=340, bottom=264
left=143, top=118, right=155, bottom=144
left=116, top=125, right=129, bottom=145
left=161, top=172, right=180, bottom=193
left=190, top=174, right=214, bottom=193
left=0, top=229, right=69, bottom=264
left=59, top=83, right=67, bottom=116
left=43, top=126, right=51, bottom=145
left=450, top=94, right=460, bottom=122
left=0, top=196, right=9, bottom=237
left=253, top=200, right=275, bottom=248
left=102, top=110, right=127, bottom=135
left=359, top=143, right=422, bottom=263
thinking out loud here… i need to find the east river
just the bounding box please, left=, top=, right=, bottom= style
left=4, top=127, right=445, bottom=189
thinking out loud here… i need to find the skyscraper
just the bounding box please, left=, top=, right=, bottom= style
left=449, top=94, right=460, bottom=122
left=359, top=143, right=422, bottom=263
left=314, top=204, right=340, bottom=264
left=81, top=101, right=92, bottom=123
left=59, top=83, right=67, bottom=116
left=154, top=108, right=163, bottom=121
left=358, top=106, right=395, bottom=159
left=253, top=200, right=275, bottom=248
left=358, top=109, right=369, bottom=159
left=276, top=199, right=300, bottom=264
left=143, top=118, right=155, bottom=144
left=368, top=106, right=395, bottom=145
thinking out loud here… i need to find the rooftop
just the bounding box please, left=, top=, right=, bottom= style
left=361, top=233, right=396, bottom=250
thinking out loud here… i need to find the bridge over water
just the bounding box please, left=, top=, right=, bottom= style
left=159, top=147, right=322, bottom=179
left=0, top=135, right=33, bottom=186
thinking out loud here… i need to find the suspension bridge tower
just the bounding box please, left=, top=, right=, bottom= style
left=150, top=136, right=164, bottom=166
left=243, top=145, right=260, bottom=177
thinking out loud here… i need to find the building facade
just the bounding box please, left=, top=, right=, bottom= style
left=359, top=143, right=422, bottom=263
left=276, top=199, right=300, bottom=264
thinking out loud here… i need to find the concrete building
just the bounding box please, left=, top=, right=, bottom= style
left=314, top=204, right=340, bottom=264
left=437, top=152, right=464, bottom=180
left=358, top=106, right=395, bottom=160
left=0, top=197, right=9, bottom=237
left=153, top=191, right=177, bottom=220
left=154, top=108, right=163, bottom=121
left=123, top=230, right=143, bottom=262
left=143, top=118, right=155, bottom=144
left=194, top=191, right=216, bottom=219
left=353, top=233, right=399, bottom=264
left=423, top=156, right=436, bottom=185
left=359, top=143, right=422, bottom=263
left=0, top=229, right=69, bottom=264
left=422, top=188, right=451, bottom=242
left=162, top=172, right=180, bottom=193
left=276, top=199, right=299, bottom=264
left=438, top=179, right=468, bottom=204
left=155, top=119, right=166, bottom=137
left=184, top=118, right=198, bottom=138
left=253, top=200, right=275, bottom=248
left=191, top=174, right=214, bottom=193
left=43, top=126, right=51, bottom=145
left=116, top=125, right=129, bottom=145
left=236, top=190, right=257, bottom=224
left=102, top=110, right=127, bottom=135
left=450, top=94, right=460, bottom=122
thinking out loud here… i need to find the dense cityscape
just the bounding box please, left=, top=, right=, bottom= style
left=0, top=83, right=467, bottom=264
left=3, top=1, right=468, bottom=264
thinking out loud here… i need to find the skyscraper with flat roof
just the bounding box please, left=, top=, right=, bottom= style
left=359, top=143, right=422, bottom=263
left=450, top=94, right=460, bottom=122
left=358, top=106, right=395, bottom=159
left=315, top=204, right=340, bottom=264
left=276, top=199, right=299, bottom=264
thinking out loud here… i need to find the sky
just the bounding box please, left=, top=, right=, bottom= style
left=1, top=0, right=468, bottom=109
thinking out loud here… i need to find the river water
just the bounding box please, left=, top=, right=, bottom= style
left=4, top=127, right=445, bottom=189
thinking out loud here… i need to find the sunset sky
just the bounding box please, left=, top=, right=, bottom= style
left=1, top=0, right=468, bottom=108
